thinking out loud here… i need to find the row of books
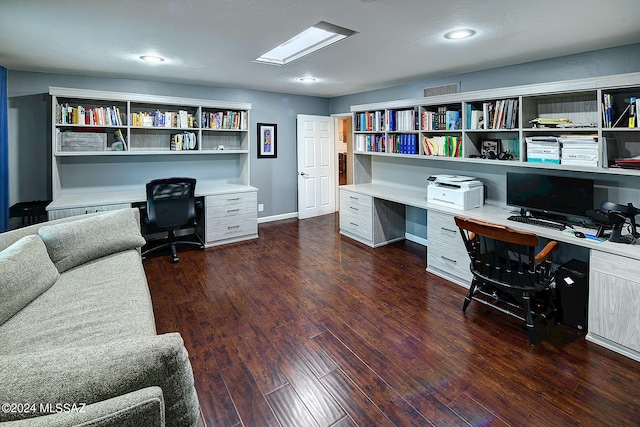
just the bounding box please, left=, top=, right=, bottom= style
left=130, top=110, right=196, bottom=128
left=56, top=104, right=125, bottom=127
left=423, top=136, right=462, bottom=157
left=387, top=108, right=419, bottom=131
left=355, top=134, right=386, bottom=152
left=201, top=111, right=248, bottom=130
left=388, top=134, right=419, bottom=154
left=354, top=111, right=385, bottom=132
left=472, top=98, right=519, bottom=130
left=170, top=132, right=198, bottom=151
left=422, top=108, right=460, bottom=131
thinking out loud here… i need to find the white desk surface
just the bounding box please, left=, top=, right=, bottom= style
left=48, top=183, right=258, bottom=211
left=341, top=183, right=640, bottom=261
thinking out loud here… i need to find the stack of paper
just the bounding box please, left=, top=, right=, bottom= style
left=525, top=137, right=560, bottom=164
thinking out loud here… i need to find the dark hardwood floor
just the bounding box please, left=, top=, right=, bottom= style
left=143, top=213, right=640, bottom=427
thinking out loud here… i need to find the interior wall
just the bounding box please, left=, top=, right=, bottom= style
left=328, top=43, right=640, bottom=114
left=7, top=71, right=330, bottom=219
left=7, top=44, right=640, bottom=224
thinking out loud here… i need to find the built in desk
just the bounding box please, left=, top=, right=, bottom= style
left=47, top=183, right=259, bottom=248
left=340, top=183, right=640, bottom=363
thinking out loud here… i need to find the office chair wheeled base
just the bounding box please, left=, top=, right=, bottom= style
left=142, top=230, right=205, bottom=263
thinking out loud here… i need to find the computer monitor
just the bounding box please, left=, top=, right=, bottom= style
left=506, top=172, right=594, bottom=219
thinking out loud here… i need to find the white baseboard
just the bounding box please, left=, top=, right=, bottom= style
left=257, top=212, right=298, bottom=224
left=406, top=233, right=427, bottom=247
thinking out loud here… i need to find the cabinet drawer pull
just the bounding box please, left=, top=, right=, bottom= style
left=227, top=197, right=240, bottom=201
left=441, top=256, right=457, bottom=264
left=349, top=196, right=359, bottom=200
left=227, top=208, right=240, bottom=213
left=440, top=227, right=457, bottom=235
left=227, top=225, right=240, bottom=230
left=350, top=222, right=359, bottom=227
left=350, top=206, right=359, bottom=211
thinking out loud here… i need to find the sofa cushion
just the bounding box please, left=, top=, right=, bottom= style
left=0, top=235, right=59, bottom=325
left=38, top=208, right=146, bottom=273
left=0, top=249, right=156, bottom=354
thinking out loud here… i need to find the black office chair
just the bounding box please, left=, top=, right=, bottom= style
left=455, top=216, right=559, bottom=345
left=142, top=177, right=204, bottom=262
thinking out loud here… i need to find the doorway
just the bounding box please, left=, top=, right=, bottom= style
left=335, top=115, right=353, bottom=187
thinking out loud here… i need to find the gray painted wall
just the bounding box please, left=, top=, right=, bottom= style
left=7, top=72, right=329, bottom=219
left=329, top=43, right=640, bottom=114
left=7, top=43, right=640, bottom=227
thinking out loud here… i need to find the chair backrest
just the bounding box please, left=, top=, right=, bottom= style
left=454, top=216, right=553, bottom=290
left=146, top=178, right=197, bottom=230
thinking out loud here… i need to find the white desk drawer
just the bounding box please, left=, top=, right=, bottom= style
left=427, top=211, right=461, bottom=244
left=340, top=212, right=373, bottom=241
left=207, top=202, right=256, bottom=219
left=206, top=215, right=257, bottom=242
left=428, top=240, right=472, bottom=283
left=206, top=192, right=257, bottom=207
left=340, top=190, right=373, bottom=209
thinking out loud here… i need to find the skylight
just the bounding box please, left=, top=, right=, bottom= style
left=255, top=21, right=356, bottom=66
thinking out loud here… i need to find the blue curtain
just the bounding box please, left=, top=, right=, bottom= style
left=0, top=66, right=8, bottom=232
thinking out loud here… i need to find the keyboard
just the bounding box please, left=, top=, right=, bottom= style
left=507, top=215, right=566, bottom=230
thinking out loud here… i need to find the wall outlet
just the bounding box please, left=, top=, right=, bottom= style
left=258, top=204, right=264, bottom=212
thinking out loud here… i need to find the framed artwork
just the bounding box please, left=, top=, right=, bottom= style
left=257, top=123, right=277, bottom=158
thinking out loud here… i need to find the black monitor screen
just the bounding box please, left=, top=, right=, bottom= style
left=506, top=172, right=594, bottom=218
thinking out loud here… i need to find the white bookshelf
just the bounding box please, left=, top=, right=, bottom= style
left=350, top=71, right=640, bottom=178
left=50, top=87, right=251, bottom=201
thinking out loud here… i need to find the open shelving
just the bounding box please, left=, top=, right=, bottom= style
left=50, top=87, right=252, bottom=202
left=351, top=72, right=640, bottom=178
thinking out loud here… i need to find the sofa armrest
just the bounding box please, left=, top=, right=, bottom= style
left=0, top=333, right=198, bottom=427
left=0, top=386, right=165, bottom=427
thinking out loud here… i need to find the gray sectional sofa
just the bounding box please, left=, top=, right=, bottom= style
left=0, top=208, right=199, bottom=426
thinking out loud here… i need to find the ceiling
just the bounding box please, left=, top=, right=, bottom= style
left=1, top=0, right=639, bottom=98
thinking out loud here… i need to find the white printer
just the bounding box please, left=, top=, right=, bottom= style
left=427, top=175, right=484, bottom=210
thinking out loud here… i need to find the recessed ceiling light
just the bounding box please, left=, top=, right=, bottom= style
left=140, top=55, right=165, bottom=63
left=444, top=29, right=476, bottom=40
left=299, top=77, right=317, bottom=83
left=255, top=21, right=357, bottom=66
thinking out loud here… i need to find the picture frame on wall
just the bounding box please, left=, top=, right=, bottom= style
left=257, top=123, right=277, bottom=158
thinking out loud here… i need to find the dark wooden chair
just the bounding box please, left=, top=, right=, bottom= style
left=454, top=216, right=559, bottom=345
left=142, top=177, right=204, bottom=262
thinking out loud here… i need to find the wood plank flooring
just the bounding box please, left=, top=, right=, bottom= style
left=143, top=213, right=640, bottom=427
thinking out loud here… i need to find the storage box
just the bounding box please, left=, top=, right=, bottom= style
left=526, top=137, right=560, bottom=164
left=59, top=132, right=107, bottom=151
left=560, top=139, right=599, bottom=167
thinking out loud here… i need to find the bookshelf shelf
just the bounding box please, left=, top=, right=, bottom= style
left=351, top=71, right=640, bottom=177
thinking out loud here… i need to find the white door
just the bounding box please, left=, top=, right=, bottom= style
left=297, top=115, right=335, bottom=219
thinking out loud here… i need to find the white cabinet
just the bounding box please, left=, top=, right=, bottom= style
left=339, top=188, right=405, bottom=248
left=587, top=250, right=640, bottom=362
left=339, top=189, right=374, bottom=244
left=205, top=191, right=258, bottom=246
left=47, top=88, right=258, bottom=248
left=426, top=210, right=472, bottom=287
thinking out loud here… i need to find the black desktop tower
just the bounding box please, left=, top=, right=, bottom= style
left=555, top=259, right=589, bottom=331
